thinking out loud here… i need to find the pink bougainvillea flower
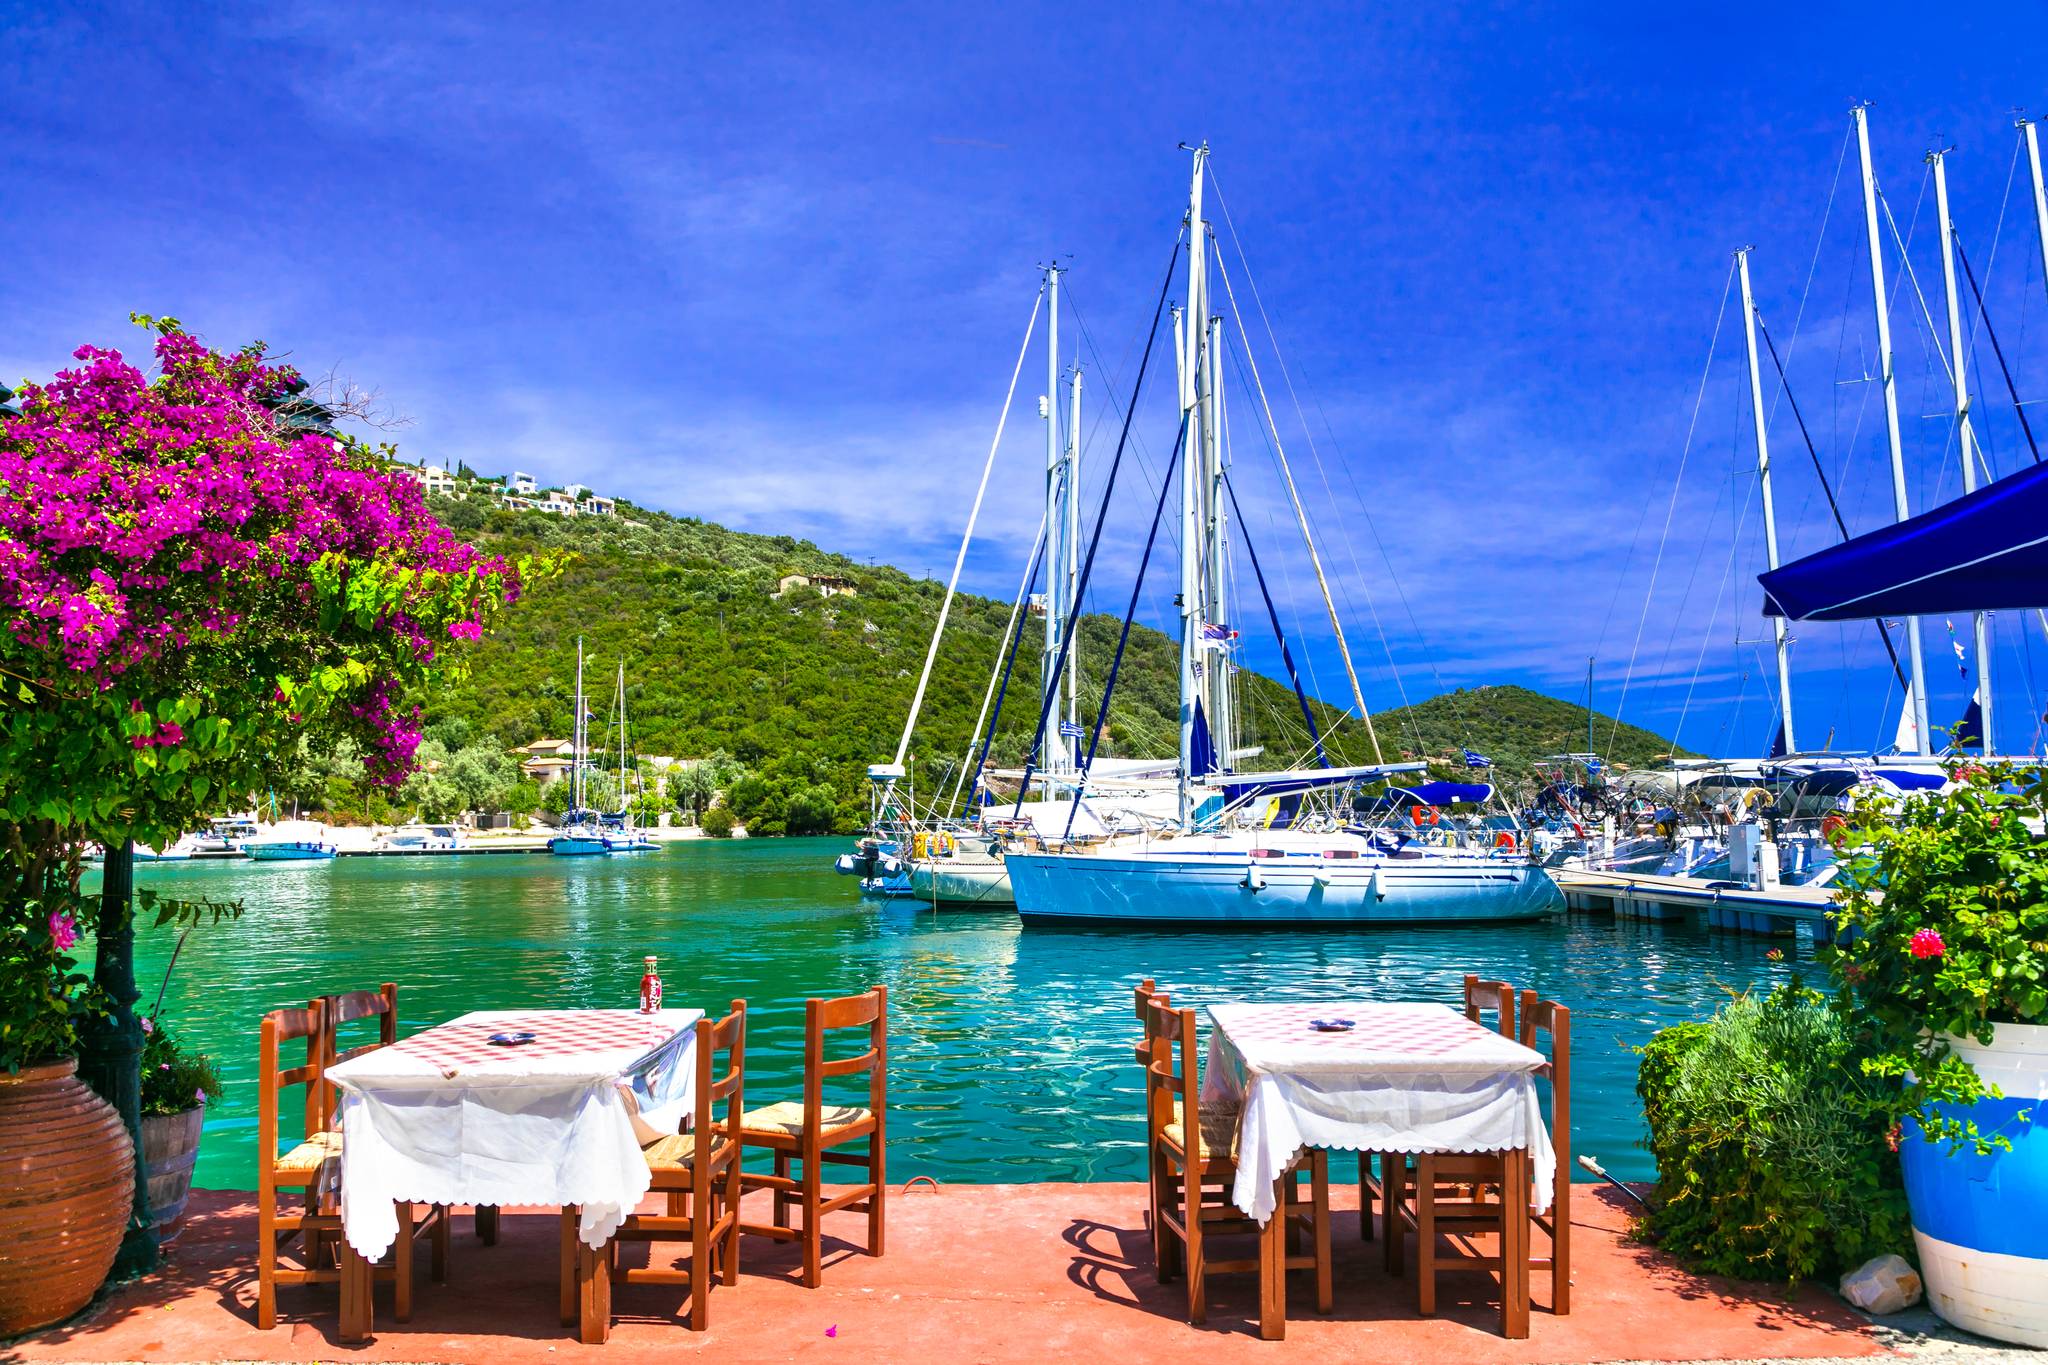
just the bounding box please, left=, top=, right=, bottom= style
left=140, top=1016, right=154, bottom=1034
left=1910, top=928, right=1946, bottom=960
left=446, top=619, right=483, bottom=641
left=194, top=1087, right=206, bottom=1103
left=47, top=910, right=77, bottom=951
left=825, top=1326, right=837, bottom=1339
left=1765, top=948, right=1784, bottom=962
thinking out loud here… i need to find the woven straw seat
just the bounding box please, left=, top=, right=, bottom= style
left=640, top=1131, right=737, bottom=1172
left=739, top=1101, right=871, bottom=1138
left=275, top=1128, right=344, bottom=1178
left=1162, top=1104, right=1241, bottom=1161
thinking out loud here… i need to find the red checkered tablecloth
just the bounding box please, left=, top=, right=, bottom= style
left=386, top=1009, right=685, bottom=1072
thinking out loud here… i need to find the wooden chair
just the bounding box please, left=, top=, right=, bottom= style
left=1373, top=974, right=1519, bottom=1262
left=1146, top=1000, right=1331, bottom=1337
left=737, top=985, right=887, bottom=1286
left=1520, top=990, right=1572, bottom=1315
left=1400, top=988, right=1569, bottom=1339
left=567, top=1000, right=748, bottom=1341
left=257, top=1002, right=343, bottom=1330
left=313, top=984, right=450, bottom=1302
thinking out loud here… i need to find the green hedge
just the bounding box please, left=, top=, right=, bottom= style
left=1636, top=985, right=1910, bottom=1283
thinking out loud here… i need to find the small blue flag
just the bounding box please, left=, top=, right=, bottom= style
left=1461, top=748, right=1492, bottom=769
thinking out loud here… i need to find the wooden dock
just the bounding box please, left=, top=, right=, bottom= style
left=1552, top=867, right=1855, bottom=938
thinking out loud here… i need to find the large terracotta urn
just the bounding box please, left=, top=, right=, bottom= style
left=0, top=1059, right=136, bottom=1335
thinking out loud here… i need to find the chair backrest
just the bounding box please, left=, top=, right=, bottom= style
left=1135, top=983, right=1173, bottom=1134
left=1144, top=999, right=1201, bottom=1143
left=1519, top=990, right=1571, bottom=1199
left=1463, top=973, right=1516, bottom=1038
left=311, top=983, right=398, bottom=1129
left=694, top=999, right=748, bottom=1149
left=803, top=985, right=886, bottom=1125
left=257, top=1001, right=326, bottom=1184
left=1132, top=977, right=1160, bottom=1066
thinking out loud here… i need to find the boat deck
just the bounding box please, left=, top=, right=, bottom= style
left=1553, top=867, right=1859, bottom=931
left=11, top=1184, right=1891, bottom=1363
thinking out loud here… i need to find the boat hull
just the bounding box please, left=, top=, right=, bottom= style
left=906, top=857, right=1014, bottom=907
left=243, top=844, right=335, bottom=862
left=1005, top=847, right=1562, bottom=925
left=549, top=836, right=610, bottom=857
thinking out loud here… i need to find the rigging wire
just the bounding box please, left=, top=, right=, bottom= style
left=946, top=510, right=1049, bottom=815
left=1602, top=258, right=1738, bottom=754
left=890, top=284, right=1044, bottom=771
left=1207, top=171, right=1446, bottom=755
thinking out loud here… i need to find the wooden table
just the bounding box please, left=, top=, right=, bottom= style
left=325, top=1008, right=701, bottom=1342
left=1204, top=1001, right=1552, bottom=1338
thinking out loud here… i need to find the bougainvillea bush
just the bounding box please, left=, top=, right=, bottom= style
left=0, top=323, right=544, bottom=1070
left=1825, top=760, right=2048, bottom=1152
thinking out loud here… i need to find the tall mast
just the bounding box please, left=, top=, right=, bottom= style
left=1177, top=146, right=1210, bottom=823
left=1930, top=147, right=1993, bottom=753
left=1853, top=103, right=1932, bottom=754
left=1203, top=311, right=1235, bottom=770
left=1040, top=263, right=1068, bottom=777
left=1065, top=362, right=1083, bottom=760
left=573, top=637, right=585, bottom=814
left=2025, top=118, right=2048, bottom=305
left=617, top=661, right=629, bottom=809
left=1737, top=248, right=1796, bottom=753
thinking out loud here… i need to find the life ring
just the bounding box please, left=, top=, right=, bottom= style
left=1743, top=787, right=1772, bottom=811
left=1820, top=812, right=1848, bottom=843
left=1410, top=806, right=1439, bottom=827
left=1493, top=830, right=1516, bottom=849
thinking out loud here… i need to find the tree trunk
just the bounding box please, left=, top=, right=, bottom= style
left=75, top=839, right=157, bottom=1279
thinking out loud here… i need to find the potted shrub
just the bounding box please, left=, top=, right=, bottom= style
left=1827, top=760, right=2048, bottom=1346
left=0, top=890, right=134, bottom=1337
left=137, top=1016, right=222, bottom=1245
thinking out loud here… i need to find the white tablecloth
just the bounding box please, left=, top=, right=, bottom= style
left=327, top=1008, right=701, bottom=1259
left=1202, top=1001, right=1555, bottom=1224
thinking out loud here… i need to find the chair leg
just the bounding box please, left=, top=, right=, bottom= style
left=476, top=1204, right=499, bottom=1245
left=1148, top=1146, right=1173, bottom=1282
left=256, top=1188, right=277, bottom=1330
left=1553, top=1183, right=1572, bottom=1315
left=690, top=1197, right=713, bottom=1330
left=801, top=1150, right=823, bottom=1289
left=721, top=1180, right=742, bottom=1287
left=393, top=1202, right=415, bottom=1322
left=431, top=1203, right=450, bottom=1283
left=559, top=1209, right=578, bottom=1327
left=1312, top=1151, right=1333, bottom=1315
left=1359, top=1152, right=1375, bottom=1241
left=867, top=1131, right=886, bottom=1257
left=1416, top=1158, right=1437, bottom=1316
left=577, top=1237, right=611, bottom=1345
left=1383, top=1154, right=1405, bottom=1275
left=1185, top=1174, right=1206, bottom=1325
left=339, top=1238, right=374, bottom=1344
left=773, top=1151, right=791, bottom=1229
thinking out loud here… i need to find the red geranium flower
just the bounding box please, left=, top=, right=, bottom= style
left=1909, top=928, right=1945, bottom=960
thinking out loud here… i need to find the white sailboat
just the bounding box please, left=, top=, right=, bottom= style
left=548, top=639, right=609, bottom=857
left=1005, top=145, right=1563, bottom=927
left=602, top=661, right=659, bottom=852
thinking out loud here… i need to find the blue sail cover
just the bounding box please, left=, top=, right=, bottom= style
left=1760, top=459, right=2048, bottom=620
left=1362, top=782, right=1496, bottom=809
left=1189, top=698, right=1216, bottom=777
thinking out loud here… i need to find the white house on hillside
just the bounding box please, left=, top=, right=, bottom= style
left=508, top=471, right=538, bottom=495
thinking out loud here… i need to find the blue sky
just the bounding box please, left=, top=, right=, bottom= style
left=7, top=3, right=2048, bottom=758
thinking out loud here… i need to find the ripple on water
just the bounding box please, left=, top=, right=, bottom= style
left=112, top=839, right=1797, bottom=1189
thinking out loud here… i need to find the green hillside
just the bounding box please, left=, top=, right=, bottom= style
left=1371, top=685, right=1699, bottom=782
left=407, top=487, right=1688, bottom=828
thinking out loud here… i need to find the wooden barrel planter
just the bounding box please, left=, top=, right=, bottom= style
left=0, top=1059, right=135, bottom=1336
left=140, top=1107, right=205, bottom=1245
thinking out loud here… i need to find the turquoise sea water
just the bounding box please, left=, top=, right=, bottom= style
left=114, top=838, right=1799, bottom=1192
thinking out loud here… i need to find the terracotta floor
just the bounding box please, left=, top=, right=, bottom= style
left=10, top=1184, right=1885, bottom=1364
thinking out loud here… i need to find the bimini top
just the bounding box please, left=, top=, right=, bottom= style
left=1360, top=781, right=1497, bottom=809
left=1204, top=762, right=1426, bottom=804
left=1760, top=459, right=2048, bottom=620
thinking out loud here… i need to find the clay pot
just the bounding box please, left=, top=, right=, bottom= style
left=0, top=1059, right=135, bottom=1336
left=140, top=1107, right=205, bottom=1245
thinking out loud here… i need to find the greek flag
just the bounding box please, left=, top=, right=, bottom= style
left=1059, top=720, right=1084, bottom=740
left=1461, top=748, right=1492, bottom=769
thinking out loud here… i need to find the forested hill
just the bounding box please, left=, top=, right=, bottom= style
left=420, top=489, right=1687, bottom=825
left=1371, top=685, right=1698, bottom=776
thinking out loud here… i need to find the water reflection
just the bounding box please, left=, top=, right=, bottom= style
left=117, top=839, right=1797, bottom=1190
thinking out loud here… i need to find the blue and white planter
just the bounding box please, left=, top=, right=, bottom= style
left=1898, top=1021, right=2048, bottom=1346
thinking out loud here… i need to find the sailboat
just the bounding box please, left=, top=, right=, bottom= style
left=600, top=661, right=660, bottom=853
left=1004, top=145, right=1563, bottom=927
left=548, top=639, right=610, bottom=857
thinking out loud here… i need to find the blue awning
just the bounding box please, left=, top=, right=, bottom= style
left=1760, top=460, right=2048, bottom=620
left=1362, top=781, right=1496, bottom=809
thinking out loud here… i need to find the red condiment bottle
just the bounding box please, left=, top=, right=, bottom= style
left=639, top=955, right=663, bottom=1014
